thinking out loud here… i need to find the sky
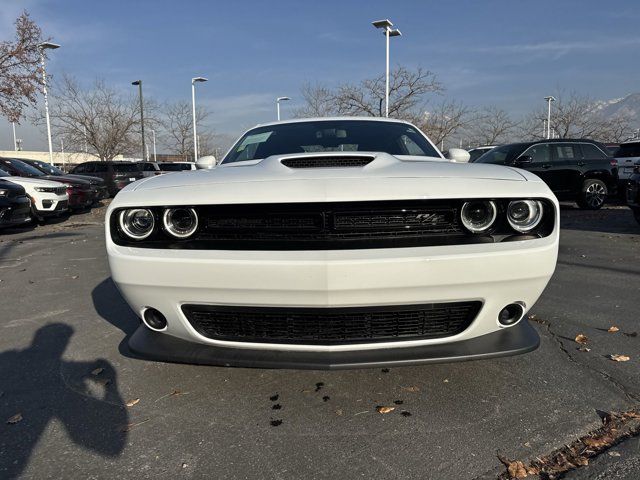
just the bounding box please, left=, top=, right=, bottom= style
left=2, top=0, right=640, bottom=151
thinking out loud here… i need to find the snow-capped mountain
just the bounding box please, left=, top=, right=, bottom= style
left=594, top=93, right=640, bottom=125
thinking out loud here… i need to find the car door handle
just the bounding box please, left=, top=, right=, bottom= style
left=542, top=164, right=552, bottom=169
left=577, top=162, right=585, bottom=166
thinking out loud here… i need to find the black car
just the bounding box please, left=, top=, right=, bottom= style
left=0, top=179, right=31, bottom=229
left=474, top=139, right=618, bottom=209
left=0, top=158, right=96, bottom=210
left=70, top=161, right=144, bottom=197
left=627, top=166, right=640, bottom=225
left=21, top=159, right=108, bottom=201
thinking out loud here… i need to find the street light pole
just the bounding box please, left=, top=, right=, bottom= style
left=276, top=96, right=290, bottom=121
left=131, top=80, right=146, bottom=161
left=38, top=42, right=60, bottom=164
left=151, top=129, right=157, bottom=162
left=191, top=77, right=208, bottom=162
left=372, top=19, right=401, bottom=118
left=12, top=122, right=17, bottom=151
left=544, top=96, right=556, bottom=139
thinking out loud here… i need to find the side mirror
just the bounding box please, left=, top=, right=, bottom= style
left=196, top=155, right=217, bottom=169
left=445, top=148, right=471, bottom=163
left=515, top=155, right=533, bottom=165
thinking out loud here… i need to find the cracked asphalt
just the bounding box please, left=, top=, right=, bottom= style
left=0, top=203, right=639, bottom=479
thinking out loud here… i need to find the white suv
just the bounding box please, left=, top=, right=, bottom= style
left=0, top=169, right=69, bottom=221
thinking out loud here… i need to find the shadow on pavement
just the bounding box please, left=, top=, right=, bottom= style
left=91, top=277, right=140, bottom=356
left=0, top=324, right=128, bottom=479
left=559, top=205, right=640, bottom=235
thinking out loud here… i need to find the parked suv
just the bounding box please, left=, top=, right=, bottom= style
left=474, top=139, right=617, bottom=209
left=627, top=166, right=640, bottom=225
left=70, top=161, right=143, bottom=197
left=614, top=141, right=640, bottom=191
left=21, top=159, right=109, bottom=201
left=0, top=179, right=31, bottom=229
left=136, top=161, right=163, bottom=177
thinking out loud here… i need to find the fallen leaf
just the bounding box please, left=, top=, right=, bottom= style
left=126, top=398, right=140, bottom=407
left=91, top=367, right=104, bottom=376
left=507, top=460, right=528, bottom=479
left=71, top=275, right=79, bottom=279
left=376, top=406, right=395, bottom=414
left=608, top=326, right=620, bottom=333
left=578, top=347, right=591, bottom=352
left=170, top=389, right=186, bottom=397
left=609, top=354, right=630, bottom=362
left=583, top=435, right=614, bottom=448
left=401, top=386, right=420, bottom=393
left=93, top=378, right=111, bottom=387
left=335, top=409, right=343, bottom=416
left=6, top=413, right=22, bottom=424
left=608, top=451, right=621, bottom=457
left=575, top=334, right=589, bottom=345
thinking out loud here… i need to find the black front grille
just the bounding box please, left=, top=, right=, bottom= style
left=182, top=302, right=481, bottom=345
left=281, top=156, right=373, bottom=169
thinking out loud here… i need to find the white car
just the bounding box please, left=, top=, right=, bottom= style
left=0, top=169, right=69, bottom=220
left=106, top=118, right=559, bottom=369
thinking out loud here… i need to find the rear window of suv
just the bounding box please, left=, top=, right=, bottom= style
left=616, top=142, right=640, bottom=158
left=113, top=163, right=141, bottom=173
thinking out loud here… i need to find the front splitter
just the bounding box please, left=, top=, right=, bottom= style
left=126, top=320, right=540, bottom=370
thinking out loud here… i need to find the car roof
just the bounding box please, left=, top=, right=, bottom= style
left=253, top=116, right=416, bottom=129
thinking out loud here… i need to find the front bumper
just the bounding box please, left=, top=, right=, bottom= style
left=0, top=196, right=31, bottom=228
left=33, top=193, right=69, bottom=216
left=108, top=232, right=558, bottom=359
left=127, top=319, right=540, bottom=369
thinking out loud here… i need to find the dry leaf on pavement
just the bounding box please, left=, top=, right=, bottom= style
left=575, top=334, right=588, bottom=345
left=6, top=413, right=22, bottom=424
left=507, top=460, right=528, bottom=478
left=401, top=386, right=420, bottom=393
left=91, top=367, right=104, bottom=376
left=126, top=398, right=140, bottom=407
left=608, top=326, right=620, bottom=333
left=609, top=354, right=630, bottom=362
left=376, top=406, right=395, bottom=414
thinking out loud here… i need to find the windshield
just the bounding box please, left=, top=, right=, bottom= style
left=3, top=159, right=45, bottom=176
left=29, top=160, right=64, bottom=175
left=222, top=120, right=441, bottom=164
left=474, top=145, right=525, bottom=165
left=159, top=163, right=191, bottom=171
left=0, top=169, right=9, bottom=177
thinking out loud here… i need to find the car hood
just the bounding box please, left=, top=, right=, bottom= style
left=66, top=174, right=106, bottom=185
left=131, top=152, right=528, bottom=192
left=42, top=174, right=91, bottom=187
left=0, top=176, right=67, bottom=187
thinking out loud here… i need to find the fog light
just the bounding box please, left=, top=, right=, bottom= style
left=498, top=303, right=525, bottom=326
left=143, top=308, right=167, bottom=331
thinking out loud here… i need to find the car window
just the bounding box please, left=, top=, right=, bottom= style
left=140, top=163, right=156, bottom=171
left=222, top=120, right=441, bottom=163
left=73, top=164, right=86, bottom=173
left=522, top=144, right=551, bottom=163
left=475, top=145, right=522, bottom=165
left=616, top=142, right=640, bottom=158
left=113, top=163, right=140, bottom=172
left=553, top=144, right=579, bottom=161
left=159, top=163, right=191, bottom=171
left=580, top=143, right=607, bottom=159
left=93, top=163, right=108, bottom=173
left=2, top=159, right=45, bottom=176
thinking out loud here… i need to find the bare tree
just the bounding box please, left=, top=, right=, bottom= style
left=295, top=66, right=442, bottom=120
left=0, top=11, right=49, bottom=122
left=417, top=100, right=471, bottom=148
left=467, top=106, right=519, bottom=145
left=161, top=101, right=213, bottom=158
left=44, top=76, right=143, bottom=160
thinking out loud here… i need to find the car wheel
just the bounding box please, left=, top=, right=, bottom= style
left=577, top=179, right=607, bottom=210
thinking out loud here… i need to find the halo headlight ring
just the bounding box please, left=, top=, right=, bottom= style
left=118, top=208, right=155, bottom=240
left=163, top=207, right=199, bottom=238
left=507, top=200, right=543, bottom=233
left=460, top=200, right=498, bottom=233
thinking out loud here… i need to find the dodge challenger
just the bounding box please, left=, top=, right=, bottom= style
left=106, top=117, right=559, bottom=369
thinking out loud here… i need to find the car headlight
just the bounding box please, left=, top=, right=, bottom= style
left=507, top=200, right=543, bottom=233
left=119, top=208, right=155, bottom=240
left=0, top=189, right=8, bottom=198
left=460, top=200, right=497, bottom=233
left=163, top=207, right=198, bottom=238
left=34, top=187, right=55, bottom=193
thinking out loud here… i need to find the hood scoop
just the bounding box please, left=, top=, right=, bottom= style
left=280, top=155, right=374, bottom=169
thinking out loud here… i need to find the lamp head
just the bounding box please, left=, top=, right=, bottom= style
left=192, top=77, right=208, bottom=84
left=38, top=42, right=61, bottom=50
left=372, top=19, right=393, bottom=29
left=131, top=80, right=141, bottom=86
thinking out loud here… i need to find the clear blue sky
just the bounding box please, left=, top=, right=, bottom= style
left=2, top=0, right=640, bottom=151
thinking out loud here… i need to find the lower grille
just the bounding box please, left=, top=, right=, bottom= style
left=182, top=302, right=481, bottom=345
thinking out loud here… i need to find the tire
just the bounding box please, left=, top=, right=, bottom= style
left=577, top=179, right=607, bottom=210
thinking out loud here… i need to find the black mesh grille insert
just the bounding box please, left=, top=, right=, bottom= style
left=182, top=302, right=481, bottom=345
left=281, top=156, right=373, bottom=168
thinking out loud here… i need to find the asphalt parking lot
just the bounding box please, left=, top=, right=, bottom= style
left=1, top=203, right=639, bottom=479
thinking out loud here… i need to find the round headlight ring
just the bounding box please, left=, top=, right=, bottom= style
left=460, top=200, right=497, bottom=233
left=119, top=208, right=155, bottom=240
left=507, top=200, right=543, bottom=233
left=163, top=207, right=198, bottom=238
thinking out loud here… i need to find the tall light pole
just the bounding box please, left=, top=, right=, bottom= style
left=151, top=129, right=157, bottom=162
left=11, top=122, right=17, bottom=151
left=544, top=96, right=556, bottom=139
left=131, top=80, right=146, bottom=161
left=372, top=19, right=401, bottom=117
left=276, top=96, right=290, bottom=121
left=38, top=42, right=60, bottom=164
left=191, top=77, right=207, bottom=162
